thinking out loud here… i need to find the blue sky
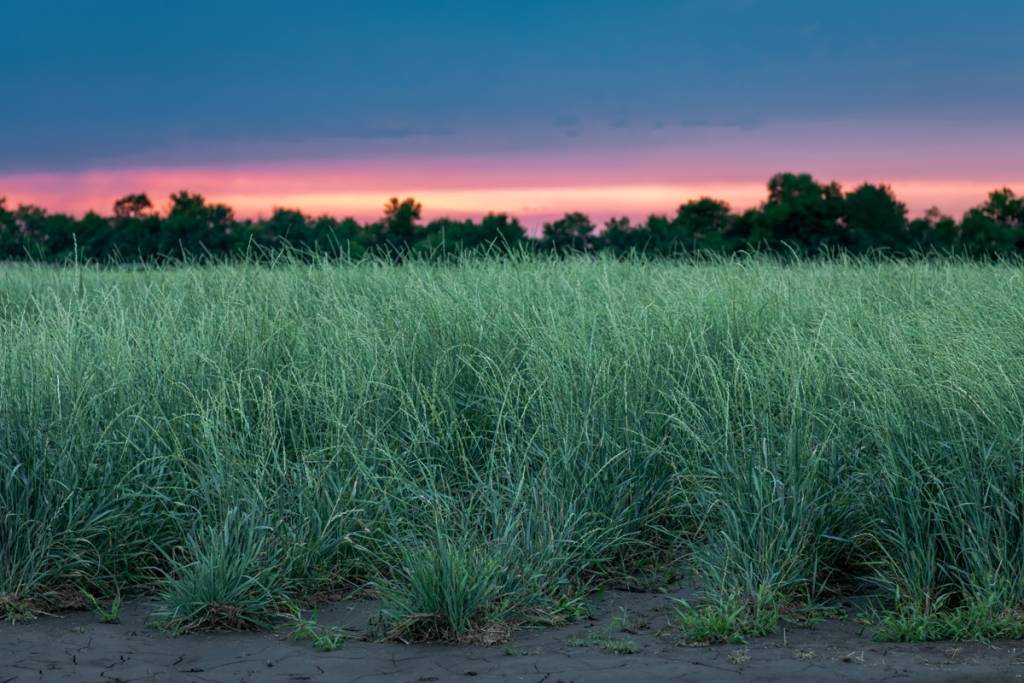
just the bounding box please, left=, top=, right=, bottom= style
left=2, top=1, right=1022, bottom=221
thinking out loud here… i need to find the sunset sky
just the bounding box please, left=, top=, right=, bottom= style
left=3, top=1, right=1022, bottom=226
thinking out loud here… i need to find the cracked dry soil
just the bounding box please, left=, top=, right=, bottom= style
left=3, top=587, right=1023, bottom=682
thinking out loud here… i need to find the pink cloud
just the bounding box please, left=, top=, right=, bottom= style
left=2, top=119, right=1021, bottom=226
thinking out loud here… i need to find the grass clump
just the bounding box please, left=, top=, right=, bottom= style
left=83, top=590, right=122, bottom=624
left=675, top=594, right=776, bottom=645
left=874, top=600, right=1024, bottom=642
left=286, top=608, right=350, bottom=651
left=152, top=510, right=286, bottom=632
left=3, top=255, right=1024, bottom=642
left=377, top=534, right=509, bottom=643
left=602, top=638, right=640, bottom=655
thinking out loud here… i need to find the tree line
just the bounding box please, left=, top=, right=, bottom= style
left=1, top=173, right=1022, bottom=263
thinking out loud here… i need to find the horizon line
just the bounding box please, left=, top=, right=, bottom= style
left=3, top=169, right=1021, bottom=228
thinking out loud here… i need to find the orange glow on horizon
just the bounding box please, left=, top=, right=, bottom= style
left=2, top=165, right=1020, bottom=227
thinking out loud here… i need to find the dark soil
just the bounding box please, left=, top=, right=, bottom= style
left=2, top=586, right=1022, bottom=682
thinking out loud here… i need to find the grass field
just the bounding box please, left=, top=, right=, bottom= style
left=2, top=256, right=1024, bottom=642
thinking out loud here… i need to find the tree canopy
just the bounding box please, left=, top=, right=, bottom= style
left=1, top=174, right=1021, bottom=263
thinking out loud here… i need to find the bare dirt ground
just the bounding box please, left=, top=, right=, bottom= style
left=3, top=586, right=1023, bottom=683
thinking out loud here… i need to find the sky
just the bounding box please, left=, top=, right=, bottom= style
left=2, top=0, right=1023, bottom=226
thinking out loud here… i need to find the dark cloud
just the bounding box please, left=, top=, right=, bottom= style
left=676, top=119, right=763, bottom=131
left=2, top=0, right=1022, bottom=170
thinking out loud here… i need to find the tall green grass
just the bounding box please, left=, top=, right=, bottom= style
left=2, top=255, right=1023, bottom=641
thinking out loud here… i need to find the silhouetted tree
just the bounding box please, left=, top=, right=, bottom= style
left=0, top=198, right=13, bottom=257
left=959, top=189, right=1024, bottom=256
left=412, top=213, right=525, bottom=257
left=643, top=214, right=674, bottom=256
left=598, top=217, right=645, bottom=255
left=257, top=208, right=310, bottom=249
left=0, top=197, right=23, bottom=260
left=161, top=191, right=235, bottom=259
left=843, top=183, right=909, bottom=254
left=979, top=188, right=1024, bottom=228
left=7, top=204, right=50, bottom=259
left=412, top=217, right=472, bottom=257
left=476, top=213, right=526, bottom=253
left=673, top=198, right=733, bottom=253
left=718, top=209, right=756, bottom=254
left=113, top=193, right=153, bottom=219
left=375, top=197, right=422, bottom=257
left=106, top=193, right=161, bottom=260
left=2, top=175, right=1022, bottom=263
left=308, top=215, right=366, bottom=258
left=754, top=173, right=845, bottom=254
left=543, top=212, right=595, bottom=253
left=908, top=207, right=959, bottom=253
left=74, top=211, right=119, bottom=260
